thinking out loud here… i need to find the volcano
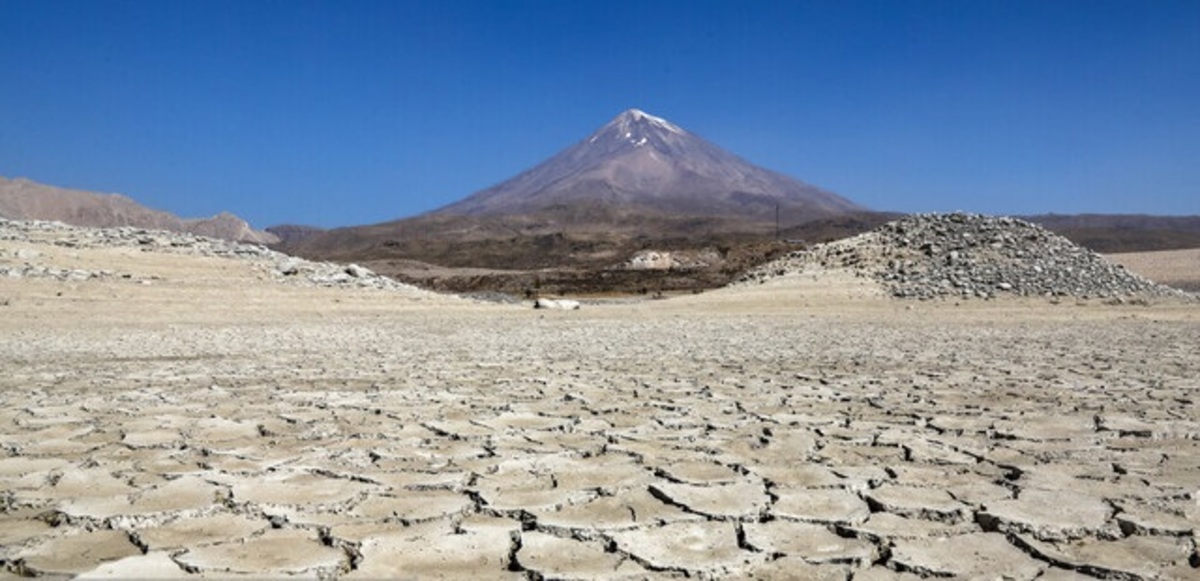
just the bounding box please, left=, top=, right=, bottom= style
left=277, top=109, right=872, bottom=295
left=435, top=108, right=861, bottom=222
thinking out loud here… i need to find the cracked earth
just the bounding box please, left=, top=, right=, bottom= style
left=1, top=243, right=1199, bottom=579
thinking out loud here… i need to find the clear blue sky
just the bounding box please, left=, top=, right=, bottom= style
left=2, top=0, right=1197, bottom=228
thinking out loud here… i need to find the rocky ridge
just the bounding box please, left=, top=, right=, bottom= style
left=0, top=218, right=434, bottom=296
left=0, top=176, right=279, bottom=245
left=741, top=213, right=1194, bottom=301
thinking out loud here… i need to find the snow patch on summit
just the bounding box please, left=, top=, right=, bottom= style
left=432, top=107, right=862, bottom=218
left=625, top=108, right=683, bottom=134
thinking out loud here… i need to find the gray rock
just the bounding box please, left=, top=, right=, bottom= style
left=345, top=263, right=373, bottom=278
left=741, top=212, right=1192, bottom=302
left=276, top=258, right=301, bottom=276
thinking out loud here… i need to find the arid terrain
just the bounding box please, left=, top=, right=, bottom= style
left=1106, top=248, right=1200, bottom=293
left=1, top=219, right=1199, bottom=579
left=276, top=211, right=1200, bottom=297
left=0, top=177, right=277, bottom=245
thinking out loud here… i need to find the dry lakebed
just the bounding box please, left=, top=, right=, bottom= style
left=0, top=218, right=1198, bottom=579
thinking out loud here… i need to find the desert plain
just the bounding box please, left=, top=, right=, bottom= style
left=1, top=222, right=1199, bottom=580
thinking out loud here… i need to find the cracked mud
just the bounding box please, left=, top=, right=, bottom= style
left=1, top=236, right=1199, bottom=579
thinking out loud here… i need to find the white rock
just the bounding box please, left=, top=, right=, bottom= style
left=534, top=298, right=581, bottom=310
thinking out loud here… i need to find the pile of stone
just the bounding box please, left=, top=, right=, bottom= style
left=740, top=212, right=1192, bottom=301
left=0, top=218, right=431, bottom=295
left=270, top=255, right=415, bottom=292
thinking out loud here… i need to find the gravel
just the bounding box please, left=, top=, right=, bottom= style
left=740, top=212, right=1194, bottom=301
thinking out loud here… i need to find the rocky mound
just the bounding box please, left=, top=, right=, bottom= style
left=0, top=218, right=433, bottom=296
left=740, top=213, right=1193, bottom=301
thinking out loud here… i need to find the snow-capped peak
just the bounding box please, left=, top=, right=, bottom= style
left=622, top=108, right=683, bottom=134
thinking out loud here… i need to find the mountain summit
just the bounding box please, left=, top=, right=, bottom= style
left=279, top=109, right=869, bottom=295
left=436, top=108, right=862, bottom=223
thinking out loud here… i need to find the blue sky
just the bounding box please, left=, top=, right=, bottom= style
left=2, top=0, right=1197, bottom=228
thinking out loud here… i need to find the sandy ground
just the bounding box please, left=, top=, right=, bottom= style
left=1, top=239, right=1199, bottom=579
left=1107, top=248, right=1200, bottom=292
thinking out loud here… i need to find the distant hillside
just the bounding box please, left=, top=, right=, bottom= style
left=1106, top=248, right=1200, bottom=293
left=1026, top=214, right=1200, bottom=230
left=0, top=176, right=277, bottom=244
left=1024, top=214, right=1200, bottom=253
left=776, top=212, right=1200, bottom=254
left=274, top=206, right=1200, bottom=297
left=266, top=224, right=326, bottom=246
left=772, top=211, right=1200, bottom=254
left=778, top=212, right=903, bottom=244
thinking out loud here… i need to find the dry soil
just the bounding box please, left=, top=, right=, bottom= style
left=1, top=236, right=1198, bottom=579
left=1107, top=248, right=1200, bottom=293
